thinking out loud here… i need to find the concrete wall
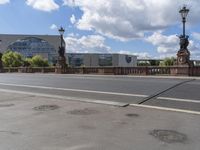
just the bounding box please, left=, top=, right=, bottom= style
left=83, top=54, right=99, bottom=67
left=0, top=34, right=60, bottom=53
left=118, top=54, right=137, bottom=67
left=66, top=53, right=137, bottom=67
left=112, top=54, right=119, bottom=67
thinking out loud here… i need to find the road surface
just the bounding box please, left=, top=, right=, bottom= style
left=1, top=73, right=200, bottom=150
left=0, top=73, right=199, bottom=112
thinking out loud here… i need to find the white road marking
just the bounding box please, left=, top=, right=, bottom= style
left=130, top=104, right=200, bottom=115
left=0, top=82, right=148, bottom=98
left=157, top=97, right=200, bottom=103
left=0, top=88, right=128, bottom=107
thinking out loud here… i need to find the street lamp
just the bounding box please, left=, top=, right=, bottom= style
left=177, top=5, right=191, bottom=66
left=58, top=27, right=65, bottom=48
left=179, top=6, right=189, bottom=37
left=57, top=26, right=66, bottom=69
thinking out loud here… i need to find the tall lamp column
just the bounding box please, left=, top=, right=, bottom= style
left=57, top=26, right=66, bottom=69
left=177, top=6, right=191, bottom=66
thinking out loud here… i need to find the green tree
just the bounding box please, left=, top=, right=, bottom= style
left=137, top=61, right=150, bottom=66
left=149, top=60, right=160, bottom=66
left=29, top=55, right=49, bottom=67
left=2, top=51, right=24, bottom=67
left=160, top=57, right=176, bottom=66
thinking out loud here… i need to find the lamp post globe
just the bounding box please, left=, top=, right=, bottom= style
left=59, top=27, right=65, bottom=36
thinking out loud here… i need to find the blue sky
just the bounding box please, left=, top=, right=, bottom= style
left=0, top=0, right=200, bottom=59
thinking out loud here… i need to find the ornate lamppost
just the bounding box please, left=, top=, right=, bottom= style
left=57, top=26, right=66, bottom=68
left=177, top=6, right=191, bottom=66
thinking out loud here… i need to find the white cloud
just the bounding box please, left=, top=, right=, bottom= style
left=70, top=14, right=76, bottom=24
left=50, top=24, right=57, bottom=30
left=188, top=40, right=200, bottom=60
left=146, top=32, right=200, bottom=59
left=146, top=32, right=179, bottom=54
left=0, top=0, right=9, bottom=4
left=63, top=0, right=200, bottom=41
left=118, top=50, right=151, bottom=59
left=67, top=33, right=79, bottom=37
left=192, top=32, right=200, bottom=41
left=65, top=35, right=111, bottom=53
left=63, top=0, right=75, bottom=7
left=26, top=0, right=59, bottom=12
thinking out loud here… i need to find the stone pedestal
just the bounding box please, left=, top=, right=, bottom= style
left=177, top=49, right=190, bottom=66
left=57, top=56, right=66, bottom=68
left=55, top=56, right=67, bottom=74
left=171, top=65, right=190, bottom=76
left=55, top=66, right=63, bottom=74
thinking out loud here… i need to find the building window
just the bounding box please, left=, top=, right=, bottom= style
left=99, top=54, right=112, bottom=66
left=7, top=37, right=57, bottom=63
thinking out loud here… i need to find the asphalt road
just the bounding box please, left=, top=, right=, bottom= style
left=1, top=91, right=200, bottom=150
left=0, top=73, right=199, bottom=112
left=1, top=73, right=200, bottom=150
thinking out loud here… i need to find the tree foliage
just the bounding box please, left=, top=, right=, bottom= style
left=2, top=51, right=24, bottom=67
left=2, top=51, right=49, bottom=67
left=137, top=61, right=150, bottom=66
left=160, top=57, right=176, bottom=66
left=149, top=60, right=160, bottom=66
left=28, top=55, right=49, bottom=67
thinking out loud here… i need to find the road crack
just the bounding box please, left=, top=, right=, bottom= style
left=138, top=79, right=195, bottom=104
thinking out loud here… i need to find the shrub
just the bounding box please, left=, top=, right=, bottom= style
left=2, top=51, right=24, bottom=67
left=29, top=55, right=49, bottom=67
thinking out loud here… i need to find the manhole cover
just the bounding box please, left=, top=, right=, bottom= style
left=67, top=108, right=99, bottom=115
left=125, top=113, right=139, bottom=117
left=0, top=104, right=15, bottom=107
left=150, top=129, right=187, bottom=143
left=33, top=105, right=60, bottom=111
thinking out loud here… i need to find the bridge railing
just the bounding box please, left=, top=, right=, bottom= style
left=1, top=66, right=200, bottom=76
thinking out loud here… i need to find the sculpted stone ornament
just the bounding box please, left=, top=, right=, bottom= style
left=179, top=35, right=189, bottom=50
left=177, top=35, right=191, bottom=66
left=57, top=46, right=66, bottom=68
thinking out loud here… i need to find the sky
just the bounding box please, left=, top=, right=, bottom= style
left=0, top=0, right=200, bottom=59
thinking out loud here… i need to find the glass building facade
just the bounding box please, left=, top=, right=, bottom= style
left=99, top=54, right=113, bottom=66
left=68, top=53, right=84, bottom=67
left=67, top=53, right=137, bottom=67
left=8, top=37, right=57, bottom=63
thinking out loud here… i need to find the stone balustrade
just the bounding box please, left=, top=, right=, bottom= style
left=0, top=66, right=200, bottom=76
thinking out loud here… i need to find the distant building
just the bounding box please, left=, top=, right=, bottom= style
left=0, top=34, right=138, bottom=67
left=66, top=53, right=137, bottom=67
left=0, top=34, right=60, bottom=64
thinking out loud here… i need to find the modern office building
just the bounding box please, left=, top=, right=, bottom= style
left=0, top=34, right=60, bottom=63
left=0, top=34, right=137, bottom=67
left=67, top=53, right=137, bottom=67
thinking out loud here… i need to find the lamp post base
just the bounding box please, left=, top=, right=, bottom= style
left=57, top=56, right=66, bottom=68
left=177, top=49, right=192, bottom=66
left=56, top=56, right=67, bottom=74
